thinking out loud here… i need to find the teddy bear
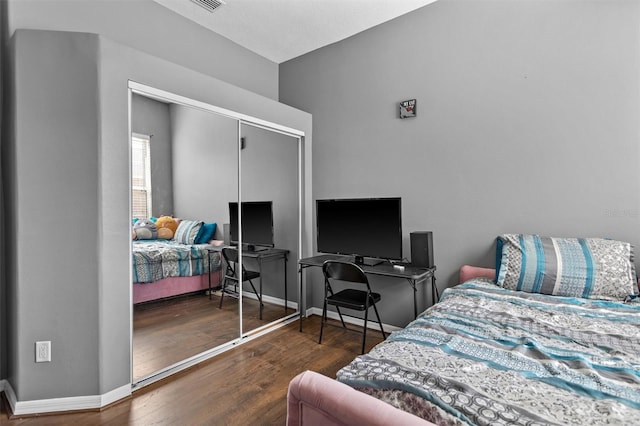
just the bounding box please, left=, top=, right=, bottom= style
left=155, top=215, right=178, bottom=239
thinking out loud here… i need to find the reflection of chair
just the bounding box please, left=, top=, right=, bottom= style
left=219, top=247, right=264, bottom=318
left=319, top=261, right=385, bottom=354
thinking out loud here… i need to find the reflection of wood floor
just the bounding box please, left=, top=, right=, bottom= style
left=1, top=315, right=382, bottom=425
left=133, top=291, right=295, bottom=380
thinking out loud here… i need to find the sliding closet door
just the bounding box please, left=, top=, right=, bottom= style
left=130, top=92, right=240, bottom=383
left=239, top=123, right=300, bottom=335
left=169, top=103, right=241, bottom=343
left=129, top=81, right=306, bottom=389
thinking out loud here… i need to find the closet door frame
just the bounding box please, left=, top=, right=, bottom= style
left=128, top=81, right=305, bottom=390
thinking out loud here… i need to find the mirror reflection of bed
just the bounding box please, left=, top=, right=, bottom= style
left=130, top=90, right=300, bottom=383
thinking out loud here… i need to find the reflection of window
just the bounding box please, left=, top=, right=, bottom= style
left=132, top=134, right=152, bottom=219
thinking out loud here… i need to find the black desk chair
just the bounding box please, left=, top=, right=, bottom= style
left=319, top=261, right=386, bottom=354
left=219, top=247, right=264, bottom=318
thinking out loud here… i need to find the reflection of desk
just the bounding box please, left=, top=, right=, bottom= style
left=208, top=246, right=289, bottom=319
left=298, top=255, right=437, bottom=330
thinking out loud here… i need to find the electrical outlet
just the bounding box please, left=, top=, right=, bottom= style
left=35, top=341, right=51, bottom=363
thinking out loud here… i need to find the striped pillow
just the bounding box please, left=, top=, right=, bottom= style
left=496, top=234, right=638, bottom=300
left=173, top=220, right=204, bottom=245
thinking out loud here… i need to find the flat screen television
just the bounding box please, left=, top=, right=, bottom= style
left=229, top=201, right=274, bottom=251
left=316, top=197, right=402, bottom=265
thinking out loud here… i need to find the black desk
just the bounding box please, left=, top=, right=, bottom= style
left=298, top=255, right=437, bottom=330
left=208, top=246, right=289, bottom=319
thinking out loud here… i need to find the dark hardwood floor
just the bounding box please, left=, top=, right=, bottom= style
left=133, top=291, right=296, bottom=379
left=1, top=314, right=382, bottom=425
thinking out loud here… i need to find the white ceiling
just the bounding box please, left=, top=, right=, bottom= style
left=153, top=0, right=439, bottom=64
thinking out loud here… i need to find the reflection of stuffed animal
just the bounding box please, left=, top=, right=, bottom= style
left=155, top=215, right=178, bottom=239
left=156, top=215, right=178, bottom=232
left=157, top=228, right=172, bottom=239
left=133, top=219, right=158, bottom=240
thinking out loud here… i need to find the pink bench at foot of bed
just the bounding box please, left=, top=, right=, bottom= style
left=287, top=371, right=435, bottom=426
left=133, top=270, right=221, bottom=304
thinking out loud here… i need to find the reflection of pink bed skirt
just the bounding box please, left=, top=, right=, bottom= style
left=133, top=271, right=221, bottom=304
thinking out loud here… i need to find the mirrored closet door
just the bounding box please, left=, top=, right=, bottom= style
left=239, top=123, right=300, bottom=335
left=129, top=83, right=303, bottom=386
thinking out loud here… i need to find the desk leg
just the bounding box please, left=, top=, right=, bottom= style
left=404, top=278, right=419, bottom=319
left=432, top=275, right=439, bottom=306
left=411, top=279, right=418, bottom=319
left=208, top=252, right=212, bottom=300
left=408, top=274, right=436, bottom=319
left=258, top=257, right=263, bottom=320
left=299, top=265, right=304, bottom=332
left=284, top=254, right=288, bottom=313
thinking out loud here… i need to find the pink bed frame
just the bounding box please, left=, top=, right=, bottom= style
left=133, top=270, right=221, bottom=304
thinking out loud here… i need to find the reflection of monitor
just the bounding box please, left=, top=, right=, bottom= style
left=316, top=197, right=402, bottom=265
left=229, top=201, right=274, bottom=251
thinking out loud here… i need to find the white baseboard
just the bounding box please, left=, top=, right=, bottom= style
left=100, top=384, right=132, bottom=409
left=260, top=293, right=298, bottom=310
left=0, top=308, right=389, bottom=416
left=3, top=380, right=130, bottom=416
left=306, top=308, right=401, bottom=333
left=2, top=380, right=17, bottom=414
left=232, top=289, right=298, bottom=311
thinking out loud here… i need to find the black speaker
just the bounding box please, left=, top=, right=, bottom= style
left=223, top=223, right=231, bottom=246
left=410, top=231, right=434, bottom=268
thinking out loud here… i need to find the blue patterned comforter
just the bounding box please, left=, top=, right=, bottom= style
left=337, top=278, right=640, bottom=425
left=132, top=240, right=221, bottom=283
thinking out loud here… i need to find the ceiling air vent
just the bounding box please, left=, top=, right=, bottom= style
left=190, top=0, right=225, bottom=13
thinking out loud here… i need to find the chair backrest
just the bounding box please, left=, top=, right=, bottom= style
left=322, top=261, right=369, bottom=286
left=222, top=247, right=241, bottom=279
left=222, top=247, right=239, bottom=264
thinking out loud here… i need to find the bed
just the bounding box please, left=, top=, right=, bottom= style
left=132, top=239, right=222, bottom=304
left=288, top=234, right=640, bottom=425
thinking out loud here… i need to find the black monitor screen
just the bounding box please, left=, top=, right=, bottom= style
left=316, top=197, right=402, bottom=260
left=229, top=201, right=274, bottom=248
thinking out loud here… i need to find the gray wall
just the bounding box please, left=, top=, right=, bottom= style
left=7, top=31, right=101, bottom=400
left=1, top=0, right=285, bottom=395
left=5, top=28, right=311, bottom=402
left=279, top=0, right=640, bottom=326
left=170, top=103, right=238, bottom=227
left=131, top=94, right=174, bottom=217
left=5, top=0, right=278, bottom=99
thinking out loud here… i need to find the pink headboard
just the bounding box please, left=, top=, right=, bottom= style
left=459, top=265, right=496, bottom=284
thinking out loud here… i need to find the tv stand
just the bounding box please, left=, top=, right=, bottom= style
left=354, top=256, right=384, bottom=267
